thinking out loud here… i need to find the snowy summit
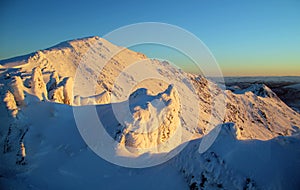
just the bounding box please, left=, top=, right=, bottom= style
left=0, top=36, right=300, bottom=189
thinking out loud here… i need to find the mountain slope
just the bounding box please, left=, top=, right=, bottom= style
left=1, top=100, right=299, bottom=189
left=0, top=36, right=300, bottom=189
left=1, top=36, right=299, bottom=141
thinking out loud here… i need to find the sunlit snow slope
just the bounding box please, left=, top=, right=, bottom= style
left=0, top=36, right=300, bottom=189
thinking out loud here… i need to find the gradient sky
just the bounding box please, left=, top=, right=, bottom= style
left=1, top=0, right=299, bottom=76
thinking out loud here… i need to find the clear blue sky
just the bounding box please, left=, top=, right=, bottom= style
left=1, top=0, right=299, bottom=76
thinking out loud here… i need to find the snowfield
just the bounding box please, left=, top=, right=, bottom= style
left=0, top=36, right=300, bottom=189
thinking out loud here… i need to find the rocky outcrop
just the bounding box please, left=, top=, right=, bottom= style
left=30, top=66, right=48, bottom=101
left=116, top=85, right=181, bottom=154
left=74, top=90, right=111, bottom=105
left=190, top=76, right=300, bottom=141
left=3, top=90, right=18, bottom=117
left=47, top=71, right=59, bottom=92
left=10, top=76, right=25, bottom=106
left=49, top=86, right=65, bottom=103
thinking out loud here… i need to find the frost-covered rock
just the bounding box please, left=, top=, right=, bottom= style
left=10, top=76, right=25, bottom=106
left=47, top=77, right=74, bottom=105
left=30, top=66, right=48, bottom=100
left=62, top=77, right=73, bottom=105
left=190, top=75, right=300, bottom=140
left=3, top=90, right=18, bottom=117
left=117, top=85, right=181, bottom=154
left=47, top=71, right=60, bottom=92
left=49, top=86, right=65, bottom=103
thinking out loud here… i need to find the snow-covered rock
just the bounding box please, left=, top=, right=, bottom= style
left=49, top=86, right=65, bottom=103
left=117, top=84, right=181, bottom=154
left=3, top=90, right=18, bottom=117
left=231, top=83, right=277, bottom=98
left=46, top=71, right=60, bottom=92
left=10, top=76, right=25, bottom=106
left=30, top=66, right=48, bottom=101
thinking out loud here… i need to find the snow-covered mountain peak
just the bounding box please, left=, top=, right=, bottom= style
left=1, top=37, right=300, bottom=189
left=229, top=83, right=277, bottom=98
left=1, top=37, right=299, bottom=141
left=244, top=83, right=276, bottom=98
left=45, top=36, right=117, bottom=53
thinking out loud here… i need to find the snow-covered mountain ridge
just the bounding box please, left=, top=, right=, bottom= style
left=1, top=36, right=300, bottom=189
